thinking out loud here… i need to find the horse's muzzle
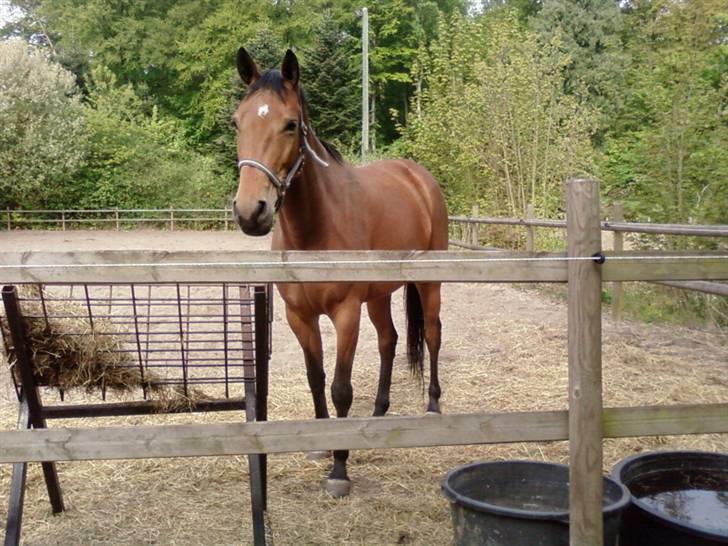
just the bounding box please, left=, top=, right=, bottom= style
left=233, top=200, right=273, bottom=236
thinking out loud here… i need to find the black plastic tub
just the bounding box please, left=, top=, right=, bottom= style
left=441, top=460, right=630, bottom=546
left=612, top=451, right=728, bottom=546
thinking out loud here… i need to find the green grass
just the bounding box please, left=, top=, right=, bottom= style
left=524, top=282, right=726, bottom=330
left=616, top=283, right=726, bottom=328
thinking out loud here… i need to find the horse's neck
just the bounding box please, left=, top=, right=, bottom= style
left=276, top=145, right=346, bottom=250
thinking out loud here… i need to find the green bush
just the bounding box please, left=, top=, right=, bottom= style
left=0, top=41, right=86, bottom=209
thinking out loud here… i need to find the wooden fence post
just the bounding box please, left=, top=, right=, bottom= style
left=526, top=203, right=535, bottom=252
left=115, top=209, right=120, bottom=231
left=470, top=204, right=479, bottom=246
left=61, top=211, right=66, bottom=231
left=6, top=208, right=11, bottom=230
left=611, top=203, right=624, bottom=321
left=170, top=209, right=175, bottom=231
left=566, top=179, right=603, bottom=546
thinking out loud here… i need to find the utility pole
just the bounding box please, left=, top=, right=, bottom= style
left=361, top=7, right=369, bottom=161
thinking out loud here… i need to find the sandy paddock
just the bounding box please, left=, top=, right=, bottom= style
left=0, top=230, right=726, bottom=545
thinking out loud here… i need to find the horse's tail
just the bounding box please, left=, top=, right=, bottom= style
left=405, top=283, right=424, bottom=382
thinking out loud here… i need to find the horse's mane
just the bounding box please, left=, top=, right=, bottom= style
left=319, top=139, right=343, bottom=163
left=246, top=69, right=344, bottom=165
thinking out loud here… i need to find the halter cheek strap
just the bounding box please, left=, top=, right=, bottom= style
left=237, top=154, right=305, bottom=212
left=236, top=120, right=329, bottom=212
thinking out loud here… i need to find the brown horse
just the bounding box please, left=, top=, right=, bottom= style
left=232, top=48, right=448, bottom=497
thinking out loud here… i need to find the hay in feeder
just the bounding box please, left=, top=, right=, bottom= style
left=1, top=285, right=207, bottom=410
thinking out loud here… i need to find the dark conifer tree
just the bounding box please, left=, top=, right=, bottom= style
left=300, top=16, right=361, bottom=152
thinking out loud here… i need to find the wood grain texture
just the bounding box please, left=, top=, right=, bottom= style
left=0, top=249, right=725, bottom=285
left=602, top=252, right=728, bottom=281
left=0, top=411, right=569, bottom=463
left=651, top=280, right=728, bottom=296
left=526, top=204, right=535, bottom=252
left=0, top=404, right=726, bottom=464
left=603, top=221, right=728, bottom=237
left=611, top=203, right=625, bottom=321
left=0, top=250, right=569, bottom=284
left=566, top=179, right=604, bottom=546
left=449, top=216, right=727, bottom=237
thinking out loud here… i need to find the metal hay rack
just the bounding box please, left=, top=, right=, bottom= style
left=1, top=281, right=272, bottom=546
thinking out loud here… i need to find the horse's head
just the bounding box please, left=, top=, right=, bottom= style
left=231, top=48, right=306, bottom=236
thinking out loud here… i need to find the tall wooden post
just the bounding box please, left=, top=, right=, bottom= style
left=526, top=203, right=535, bottom=252
left=566, top=179, right=603, bottom=546
left=611, top=203, right=624, bottom=321
left=361, top=7, right=369, bottom=161
left=470, top=204, right=480, bottom=246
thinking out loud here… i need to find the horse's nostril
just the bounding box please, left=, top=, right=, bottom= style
left=255, top=201, right=267, bottom=219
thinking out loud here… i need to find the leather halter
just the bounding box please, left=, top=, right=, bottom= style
left=236, top=115, right=329, bottom=212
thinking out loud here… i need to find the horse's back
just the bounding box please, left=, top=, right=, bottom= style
left=355, top=159, right=448, bottom=251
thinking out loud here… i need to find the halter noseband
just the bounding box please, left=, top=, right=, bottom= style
left=236, top=117, right=329, bottom=212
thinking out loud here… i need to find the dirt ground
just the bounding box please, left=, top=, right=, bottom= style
left=0, top=230, right=726, bottom=545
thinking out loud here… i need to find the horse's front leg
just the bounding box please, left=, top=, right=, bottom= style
left=325, top=299, right=361, bottom=497
left=285, top=306, right=327, bottom=419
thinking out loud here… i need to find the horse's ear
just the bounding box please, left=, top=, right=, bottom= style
left=281, top=49, right=299, bottom=88
left=237, top=47, right=260, bottom=86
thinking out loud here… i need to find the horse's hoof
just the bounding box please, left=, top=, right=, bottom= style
left=425, top=410, right=441, bottom=416
left=324, top=478, right=351, bottom=498
left=306, top=450, right=331, bottom=460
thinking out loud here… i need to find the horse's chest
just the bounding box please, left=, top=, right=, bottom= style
left=277, top=282, right=357, bottom=317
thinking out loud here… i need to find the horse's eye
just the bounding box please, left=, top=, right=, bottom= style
left=283, top=120, right=297, bottom=133
left=230, top=118, right=238, bottom=130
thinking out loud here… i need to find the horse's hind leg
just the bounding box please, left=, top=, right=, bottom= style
left=326, top=299, right=361, bottom=497
left=416, top=282, right=442, bottom=414
left=367, top=295, right=397, bottom=417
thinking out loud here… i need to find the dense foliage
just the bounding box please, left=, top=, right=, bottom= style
left=598, top=0, right=727, bottom=226
left=396, top=12, right=596, bottom=216
left=1, top=0, right=726, bottom=228
left=0, top=40, right=85, bottom=209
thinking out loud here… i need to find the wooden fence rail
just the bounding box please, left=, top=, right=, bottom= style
left=0, top=250, right=726, bottom=285
left=6, top=207, right=728, bottom=237
left=3, top=208, right=234, bottom=231
left=448, top=205, right=728, bottom=309
left=1, top=404, right=726, bottom=464
left=449, top=215, right=728, bottom=237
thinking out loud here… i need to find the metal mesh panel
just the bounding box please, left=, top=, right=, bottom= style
left=1, top=283, right=267, bottom=403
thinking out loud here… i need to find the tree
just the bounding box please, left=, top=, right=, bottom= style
left=531, top=0, right=626, bottom=134
left=300, top=16, right=360, bottom=150
left=0, top=39, right=229, bottom=212
left=364, top=0, right=467, bottom=148
left=0, top=40, right=86, bottom=209
left=399, top=11, right=597, bottom=216
left=77, top=67, right=230, bottom=210
left=600, top=0, right=727, bottom=226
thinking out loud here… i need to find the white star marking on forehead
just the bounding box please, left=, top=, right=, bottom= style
left=257, top=104, right=269, bottom=118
